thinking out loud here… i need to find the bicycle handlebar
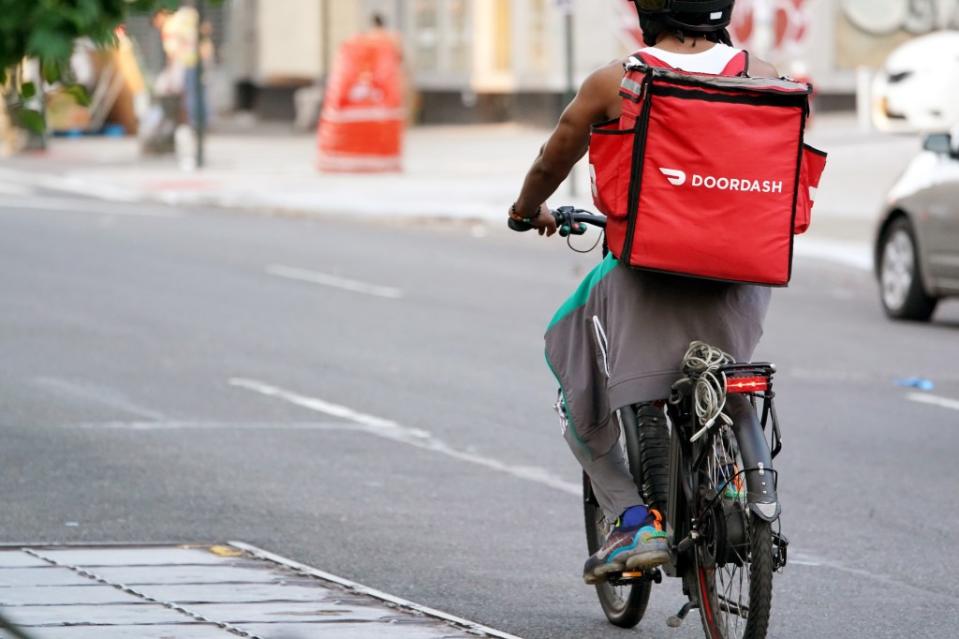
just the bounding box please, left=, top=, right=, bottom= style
left=508, top=206, right=607, bottom=237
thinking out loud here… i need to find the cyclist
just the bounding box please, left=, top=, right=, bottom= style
left=509, top=0, right=780, bottom=585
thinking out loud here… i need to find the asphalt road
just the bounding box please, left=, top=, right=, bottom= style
left=1, top=194, right=958, bottom=639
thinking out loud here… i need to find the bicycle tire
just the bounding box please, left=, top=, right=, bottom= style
left=583, top=472, right=651, bottom=628
left=696, top=517, right=773, bottom=639
left=693, top=428, right=774, bottom=639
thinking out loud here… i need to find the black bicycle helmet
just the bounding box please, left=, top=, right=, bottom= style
left=633, top=0, right=735, bottom=32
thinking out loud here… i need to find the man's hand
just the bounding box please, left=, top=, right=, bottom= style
left=510, top=203, right=558, bottom=237
left=531, top=205, right=558, bottom=236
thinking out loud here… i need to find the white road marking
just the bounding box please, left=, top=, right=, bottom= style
left=230, top=378, right=404, bottom=430
left=0, top=196, right=181, bottom=218
left=230, top=541, right=525, bottom=639
left=907, top=392, right=959, bottom=412
left=34, top=377, right=166, bottom=420
left=266, top=264, right=404, bottom=299
left=72, top=420, right=352, bottom=431
left=229, top=378, right=580, bottom=496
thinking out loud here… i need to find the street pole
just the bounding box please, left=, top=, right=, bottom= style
left=321, top=0, right=331, bottom=78
left=563, top=5, right=577, bottom=198
left=194, top=0, right=206, bottom=169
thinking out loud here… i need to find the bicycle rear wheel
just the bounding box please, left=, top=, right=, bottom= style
left=693, top=426, right=774, bottom=639
left=583, top=472, right=651, bottom=628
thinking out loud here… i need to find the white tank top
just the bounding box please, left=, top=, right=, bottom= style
left=639, top=43, right=742, bottom=75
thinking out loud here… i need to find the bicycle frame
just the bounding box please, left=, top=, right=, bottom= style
left=662, top=363, right=783, bottom=581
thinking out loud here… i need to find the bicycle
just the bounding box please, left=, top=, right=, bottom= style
left=511, top=207, right=789, bottom=639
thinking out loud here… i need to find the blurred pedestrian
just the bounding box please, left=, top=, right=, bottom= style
left=317, top=13, right=406, bottom=172
left=184, top=18, right=216, bottom=130
left=138, top=9, right=183, bottom=155
left=153, top=7, right=193, bottom=100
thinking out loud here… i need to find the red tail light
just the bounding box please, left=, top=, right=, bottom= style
left=725, top=376, right=769, bottom=394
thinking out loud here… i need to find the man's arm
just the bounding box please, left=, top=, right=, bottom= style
left=511, top=61, right=622, bottom=236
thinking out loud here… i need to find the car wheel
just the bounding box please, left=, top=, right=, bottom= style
left=879, top=218, right=938, bottom=321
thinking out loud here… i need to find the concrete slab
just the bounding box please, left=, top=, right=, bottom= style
left=0, top=585, right=143, bottom=606
left=0, top=544, right=520, bottom=639
left=0, top=568, right=91, bottom=588
left=0, top=625, right=232, bottom=639
left=134, top=581, right=342, bottom=604
left=36, top=547, right=229, bottom=567
left=90, top=563, right=287, bottom=585
left=0, top=553, right=50, bottom=569
left=188, top=601, right=400, bottom=623
left=239, top=623, right=477, bottom=639
left=3, top=603, right=190, bottom=626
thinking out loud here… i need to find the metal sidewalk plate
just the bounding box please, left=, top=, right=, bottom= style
left=0, top=543, right=522, bottom=639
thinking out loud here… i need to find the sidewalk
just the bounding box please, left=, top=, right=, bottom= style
left=0, top=114, right=921, bottom=262
left=0, top=544, right=520, bottom=639
left=0, top=124, right=557, bottom=221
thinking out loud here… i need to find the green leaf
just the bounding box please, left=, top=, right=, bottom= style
left=64, top=84, right=91, bottom=107
left=41, top=59, right=61, bottom=84
left=17, top=109, right=45, bottom=134
left=21, top=81, right=36, bottom=99
left=28, top=28, right=75, bottom=61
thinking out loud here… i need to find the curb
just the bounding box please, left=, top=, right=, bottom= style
left=229, top=541, right=524, bottom=639
left=0, top=165, right=593, bottom=223
left=0, top=164, right=873, bottom=271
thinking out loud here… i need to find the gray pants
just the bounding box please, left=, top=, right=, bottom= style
left=558, top=388, right=641, bottom=522
left=566, top=417, right=639, bottom=523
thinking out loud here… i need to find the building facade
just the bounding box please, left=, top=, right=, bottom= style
left=216, top=0, right=959, bottom=123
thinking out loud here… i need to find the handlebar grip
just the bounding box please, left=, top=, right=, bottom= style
left=508, top=217, right=534, bottom=232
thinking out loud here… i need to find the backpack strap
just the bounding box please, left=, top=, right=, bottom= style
left=633, top=51, right=675, bottom=71
left=619, top=51, right=674, bottom=102
left=720, top=50, right=750, bottom=77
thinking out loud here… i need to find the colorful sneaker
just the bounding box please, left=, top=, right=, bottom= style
left=583, top=508, right=669, bottom=585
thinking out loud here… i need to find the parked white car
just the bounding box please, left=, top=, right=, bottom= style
left=872, top=30, right=959, bottom=133
left=874, top=128, right=959, bottom=321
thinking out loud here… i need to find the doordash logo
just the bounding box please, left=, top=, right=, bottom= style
left=659, top=167, right=783, bottom=194
left=659, top=168, right=687, bottom=186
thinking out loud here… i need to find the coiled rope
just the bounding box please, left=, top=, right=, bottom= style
left=680, top=341, right=735, bottom=442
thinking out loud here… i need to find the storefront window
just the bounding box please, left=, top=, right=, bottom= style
left=528, top=0, right=550, bottom=72
left=446, top=0, right=471, bottom=73
left=409, top=0, right=473, bottom=77
left=413, top=0, right=439, bottom=72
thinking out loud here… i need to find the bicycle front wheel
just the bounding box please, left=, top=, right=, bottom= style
left=693, top=428, right=774, bottom=639
left=583, top=472, right=651, bottom=628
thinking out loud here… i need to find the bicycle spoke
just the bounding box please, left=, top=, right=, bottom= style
left=698, top=424, right=764, bottom=639
left=718, top=594, right=749, bottom=618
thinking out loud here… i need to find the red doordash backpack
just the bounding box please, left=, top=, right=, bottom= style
left=588, top=52, right=827, bottom=286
